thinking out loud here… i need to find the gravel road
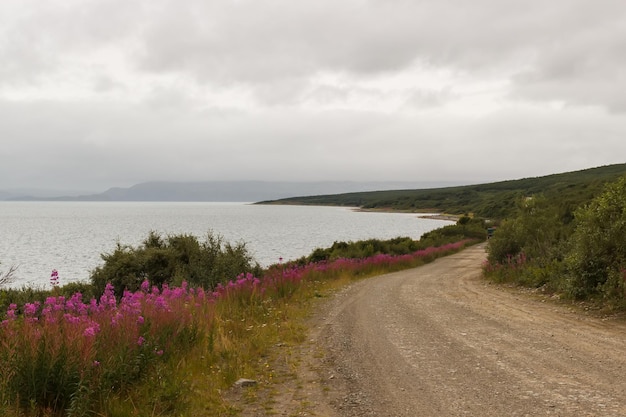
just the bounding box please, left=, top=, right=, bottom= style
left=307, top=243, right=626, bottom=416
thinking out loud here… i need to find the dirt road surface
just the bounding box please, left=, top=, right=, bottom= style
left=296, top=243, right=626, bottom=417
left=230, top=243, right=626, bottom=416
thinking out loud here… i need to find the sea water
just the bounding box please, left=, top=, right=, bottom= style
left=0, top=202, right=452, bottom=288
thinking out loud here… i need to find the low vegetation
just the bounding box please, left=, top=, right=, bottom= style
left=1, top=224, right=480, bottom=416
left=258, top=163, right=626, bottom=219
left=296, top=218, right=486, bottom=263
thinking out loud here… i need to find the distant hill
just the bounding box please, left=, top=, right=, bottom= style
left=0, top=188, right=92, bottom=200
left=5, top=180, right=463, bottom=202
left=257, top=164, right=626, bottom=220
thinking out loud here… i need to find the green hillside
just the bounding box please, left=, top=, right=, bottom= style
left=258, top=164, right=626, bottom=219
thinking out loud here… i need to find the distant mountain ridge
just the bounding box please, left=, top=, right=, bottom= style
left=4, top=180, right=463, bottom=202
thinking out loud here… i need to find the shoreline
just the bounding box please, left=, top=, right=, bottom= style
left=417, top=213, right=460, bottom=221
left=353, top=207, right=460, bottom=222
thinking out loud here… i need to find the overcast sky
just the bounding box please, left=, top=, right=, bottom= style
left=1, top=0, right=625, bottom=192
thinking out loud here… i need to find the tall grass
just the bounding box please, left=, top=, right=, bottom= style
left=1, top=281, right=213, bottom=416
left=0, top=239, right=475, bottom=416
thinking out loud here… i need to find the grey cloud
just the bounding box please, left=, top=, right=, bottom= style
left=133, top=0, right=626, bottom=112
left=512, top=33, right=626, bottom=112
left=0, top=22, right=57, bottom=83
left=404, top=88, right=455, bottom=109
left=0, top=0, right=142, bottom=87
left=1, top=0, right=626, bottom=193
left=2, top=94, right=625, bottom=191
left=136, top=1, right=470, bottom=81
left=252, top=78, right=311, bottom=106
left=507, top=2, right=626, bottom=111
left=131, top=1, right=563, bottom=78
left=303, top=85, right=350, bottom=105
left=92, top=76, right=126, bottom=93
left=3, top=0, right=626, bottom=112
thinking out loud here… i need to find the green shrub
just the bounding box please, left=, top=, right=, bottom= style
left=483, top=175, right=626, bottom=306
left=90, top=231, right=261, bottom=295
left=564, top=176, right=626, bottom=300
left=487, top=195, right=569, bottom=266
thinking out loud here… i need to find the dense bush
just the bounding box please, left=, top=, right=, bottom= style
left=484, top=195, right=576, bottom=289
left=90, top=231, right=262, bottom=295
left=487, top=196, right=571, bottom=267
left=484, top=175, right=626, bottom=305
left=564, top=176, right=626, bottom=300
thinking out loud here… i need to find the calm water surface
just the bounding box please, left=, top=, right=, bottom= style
left=0, top=202, right=452, bottom=288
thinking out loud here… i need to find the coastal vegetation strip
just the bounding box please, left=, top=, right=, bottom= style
left=0, top=221, right=481, bottom=416
left=257, top=163, right=626, bottom=220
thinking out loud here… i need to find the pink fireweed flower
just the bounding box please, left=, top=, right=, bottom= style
left=137, top=336, right=146, bottom=346
left=137, top=315, right=145, bottom=325
left=41, top=306, right=52, bottom=317
left=50, top=269, right=59, bottom=287
left=64, top=314, right=80, bottom=324
left=69, top=292, right=85, bottom=311
left=24, top=302, right=40, bottom=317
left=84, top=325, right=99, bottom=337
left=100, top=283, right=117, bottom=310
left=153, top=295, right=169, bottom=311
left=155, top=349, right=164, bottom=356
left=89, top=298, right=100, bottom=314
left=120, top=290, right=143, bottom=315
left=110, top=312, right=122, bottom=326
left=53, top=297, right=66, bottom=311
left=196, top=287, right=206, bottom=300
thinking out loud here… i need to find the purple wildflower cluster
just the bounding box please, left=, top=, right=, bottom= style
left=0, top=239, right=473, bottom=414
left=266, top=240, right=474, bottom=285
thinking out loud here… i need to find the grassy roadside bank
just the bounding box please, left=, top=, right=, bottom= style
left=1, top=237, right=478, bottom=417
